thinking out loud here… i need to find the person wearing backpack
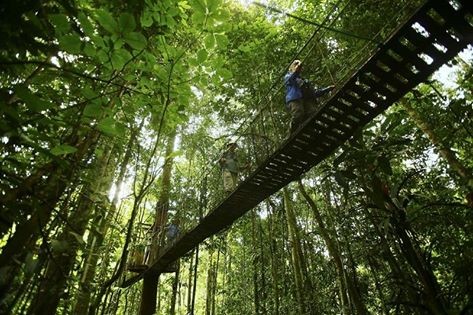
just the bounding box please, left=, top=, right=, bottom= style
left=284, top=59, right=335, bottom=135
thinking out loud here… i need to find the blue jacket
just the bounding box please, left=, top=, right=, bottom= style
left=284, top=71, right=304, bottom=104
left=284, top=71, right=334, bottom=106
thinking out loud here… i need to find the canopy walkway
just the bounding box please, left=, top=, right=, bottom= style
left=122, top=0, right=472, bottom=287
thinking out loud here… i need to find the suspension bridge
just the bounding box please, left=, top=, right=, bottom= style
left=121, top=0, right=473, bottom=287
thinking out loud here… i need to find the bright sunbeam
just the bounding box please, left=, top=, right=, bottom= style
left=233, top=0, right=268, bottom=9
left=234, top=0, right=252, bottom=8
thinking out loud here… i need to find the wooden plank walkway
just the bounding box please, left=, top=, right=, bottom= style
left=121, top=0, right=473, bottom=287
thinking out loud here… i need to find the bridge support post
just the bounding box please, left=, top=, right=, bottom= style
left=139, top=271, right=160, bottom=315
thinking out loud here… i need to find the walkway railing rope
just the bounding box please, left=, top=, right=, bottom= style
left=122, top=0, right=473, bottom=287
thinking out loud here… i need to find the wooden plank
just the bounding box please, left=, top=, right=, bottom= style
left=313, top=115, right=353, bottom=134
left=417, top=14, right=460, bottom=49
left=432, top=0, right=473, bottom=38
left=333, top=98, right=370, bottom=119
left=376, top=53, right=417, bottom=82
left=390, top=43, right=430, bottom=75
left=358, top=73, right=397, bottom=101
left=364, top=63, right=407, bottom=91
left=341, top=88, right=381, bottom=114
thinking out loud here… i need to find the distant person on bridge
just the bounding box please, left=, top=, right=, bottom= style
left=218, top=142, right=248, bottom=194
left=166, top=218, right=180, bottom=245
left=284, top=59, right=335, bottom=135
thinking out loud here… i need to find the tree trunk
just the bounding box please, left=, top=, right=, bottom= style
left=298, top=180, right=352, bottom=315
left=73, top=119, right=142, bottom=315
left=89, top=182, right=145, bottom=314
left=170, top=265, right=180, bottom=315
left=392, top=213, right=448, bottom=315
left=0, top=130, right=100, bottom=267
left=139, top=271, right=160, bottom=315
left=251, top=209, right=261, bottom=315
left=205, top=248, right=215, bottom=315
left=186, top=252, right=194, bottom=313
left=0, top=188, right=75, bottom=308
left=28, top=143, right=114, bottom=315
left=266, top=200, right=280, bottom=315
left=365, top=176, right=448, bottom=314
left=139, top=130, right=177, bottom=315
left=282, top=187, right=308, bottom=314
left=190, top=245, right=200, bottom=315
left=402, top=98, right=473, bottom=206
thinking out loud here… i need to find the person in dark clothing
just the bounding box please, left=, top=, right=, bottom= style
left=284, top=59, right=335, bottom=135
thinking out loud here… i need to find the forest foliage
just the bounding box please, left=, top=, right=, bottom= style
left=0, top=0, right=472, bottom=314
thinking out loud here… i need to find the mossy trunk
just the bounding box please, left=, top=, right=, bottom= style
left=139, top=130, right=177, bottom=315
left=282, top=187, right=309, bottom=314
left=28, top=143, right=114, bottom=315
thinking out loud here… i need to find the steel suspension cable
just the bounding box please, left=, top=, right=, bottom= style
left=253, top=1, right=382, bottom=44
left=232, top=0, right=347, bottom=138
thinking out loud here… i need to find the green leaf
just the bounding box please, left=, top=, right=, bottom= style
left=238, top=44, right=251, bottom=53
left=199, top=75, right=208, bottom=86
left=83, top=103, right=103, bottom=118
left=179, top=0, right=192, bottom=11
left=168, top=150, right=183, bottom=159
left=214, top=34, right=228, bottom=48
left=114, top=39, right=125, bottom=49
left=196, top=49, right=208, bottom=63
left=50, top=14, right=70, bottom=34
left=204, top=34, right=215, bottom=49
left=82, top=86, right=99, bottom=100
left=192, top=0, right=206, bottom=13
left=119, top=13, right=136, bottom=33
left=218, top=68, right=232, bottom=80
left=97, top=49, right=109, bottom=63
left=141, top=11, right=153, bottom=28
left=115, top=122, right=126, bottom=137
left=95, top=147, right=104, bottom=158
left=69, top=231, right=85, bottom=245
left=168, top=7, right=180, bottom=17
left=59, top=34, right=82, bottom=54
left=78, top=12, right=95, bottom=36
left=97, top=117, right=118, bottom=136
left=207, top=0, right=220, bottom=13
left=91, top=35, right=106, bottom=48
left=50, top=144, right=78, bottom=156
left=15, top=86, right=52, bottom=112
left=214, top=56, right=225, bottom=68
left=192, top=11, right=205, bottom=25
left=188, top=58, right=199, bottom=67
left=96, top=9, right=118, bottom=34
left=124, top=32, right=147, bottom=50
left=83, top=42, right=96, bottom=57
left=111, top=51, right=126, bottom=69
left=167, top=15, right=177, bottom=28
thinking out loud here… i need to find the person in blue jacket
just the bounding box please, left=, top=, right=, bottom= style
left=284, top=59, right=335, bottom=135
